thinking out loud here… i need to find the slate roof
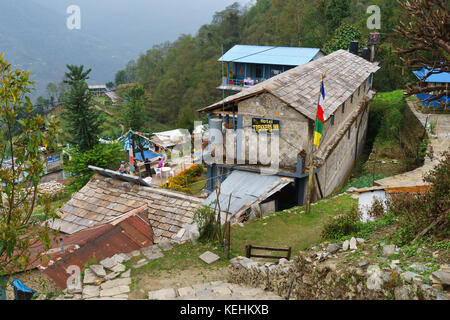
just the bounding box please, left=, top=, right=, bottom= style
left=199, top=50, right=380, bottom=120
left=49, top=174, right=203, bottom=243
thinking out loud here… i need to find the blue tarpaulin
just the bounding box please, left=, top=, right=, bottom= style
left=417, top=92, right=449, bottom=108
left=11, top=278, right=36, bottom=300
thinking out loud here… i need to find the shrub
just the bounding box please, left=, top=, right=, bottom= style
left=64, top=143, right=124, bottom=192
left=387, top=152, right=449, bottom=244
left=162, top=164, right=204, bottom=194
left=321, top=205, right=361, bottom=240
left=193, top=205, right=217, bottom=241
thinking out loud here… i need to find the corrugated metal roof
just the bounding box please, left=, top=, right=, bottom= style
left=218, top=45, right=322, bottom=66
left=203, top=171, right=293, bottom=222
left=40, top=206, right=153, bottom=289
left=413, top=68, right=450, bottom=83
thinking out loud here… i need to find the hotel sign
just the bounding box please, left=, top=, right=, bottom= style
left=252, top=117, right=281, bottom=135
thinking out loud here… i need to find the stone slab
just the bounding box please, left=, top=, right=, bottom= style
left=100, top=285, right=130, bottom=297
left=199, top=251, right=220, bottom=264
left=82, top=285, right=100, bottom=299
left=110, top=263, right=126, bottom=273
left=83, top=269, right=101, bottom=285
left=177, top=286, right=195, bottom=297
left=101, top=277, right=131, bottom=290
left=148, top=288, right=177, bottom=300
left=90, top=264, right=106, bottom=278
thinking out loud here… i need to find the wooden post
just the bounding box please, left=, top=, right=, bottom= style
left=305, top=72, right=327, bottom=214
left=245, top=245, right=252, bottom=258
left=287, top=247, right=292, bottom=261
left=225, top=221, right=231, bottom=260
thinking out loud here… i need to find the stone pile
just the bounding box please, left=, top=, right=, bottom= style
left=38, top=181, right=65, bottom=195
left=228, top=240, right=450, bottom=300
left=56, top=253, right=132, bottom=300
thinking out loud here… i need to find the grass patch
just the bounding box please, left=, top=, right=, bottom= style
left=230, top=195, right=357, bottom=257
left=128, top=242, right=229, bottom=277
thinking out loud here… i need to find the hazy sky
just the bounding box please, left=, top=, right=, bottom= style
left=33, top=0, right=252, bottom=55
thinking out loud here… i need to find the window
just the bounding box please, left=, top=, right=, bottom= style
left=364, top=82, right=366, bottom=92
left=368, top=73, right=373, bottom=87
left=330, top=115, right=335, bottom=126
left=358, top=86, right=361, bottom=96
left=342, top=102, right=346, bottom=114
left=351, top=94, right=354, bottom=104
left=255, top=65, right=262, bottom=78
left=348, top=128, right=351, bottom=139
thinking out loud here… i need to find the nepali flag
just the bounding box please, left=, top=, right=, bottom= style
left=313, top=81, right=326, bottom=149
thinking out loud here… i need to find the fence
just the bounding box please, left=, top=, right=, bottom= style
left=245, top=244, right=292, bottom=261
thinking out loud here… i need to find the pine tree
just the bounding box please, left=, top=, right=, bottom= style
left=325, top=0, right=351, bottom=31
left=123, top=85, right=147, bottom=132
left=61, top=65, right=102, bottom=152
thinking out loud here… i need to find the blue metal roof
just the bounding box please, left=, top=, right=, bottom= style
left=218, top=45, right=322, bottom=66
left=413, top=68, right=450, bottom=83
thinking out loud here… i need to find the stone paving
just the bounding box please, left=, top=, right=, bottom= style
left=52, top=239, right=283, bottom=300
left=376, top=101, right=450, bottom=188
left=148, top=281, right=283, bottom=300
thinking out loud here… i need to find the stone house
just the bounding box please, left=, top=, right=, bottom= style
left=198, top=50, right=380, bottom=218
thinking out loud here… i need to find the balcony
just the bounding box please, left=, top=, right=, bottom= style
left=217, top=76, right=267, bottom=92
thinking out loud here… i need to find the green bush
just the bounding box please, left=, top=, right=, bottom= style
left=388, top=152, right=450, bottom=245
left=64, top=143, right=124, bottom=192
left=193, top=205, right=217, bottom=241
left=321, top=205, right=361, bottom=240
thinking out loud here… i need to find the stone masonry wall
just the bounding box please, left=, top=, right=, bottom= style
left=228, top=250, right=445, bottom=300
left=238, top=93, right=310, bottom=169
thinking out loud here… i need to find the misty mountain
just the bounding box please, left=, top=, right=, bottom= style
left=0, top=0, right=248, bottom=99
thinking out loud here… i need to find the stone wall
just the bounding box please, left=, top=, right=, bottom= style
left=228, top=252, right=445, bottom=300
left=237, top=93, right=310, bottom=169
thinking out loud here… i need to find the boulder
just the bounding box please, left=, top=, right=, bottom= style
left=366, top=265, right=384, bottom=290
left=342, top=240, right=350, bottom=251
left=327, top=243, right=340, bottom=254
left=381, top=245, right=396, bottom=257
left=349, top=237, right=357, bottom=250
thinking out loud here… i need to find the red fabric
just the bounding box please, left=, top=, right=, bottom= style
left=317, top=105, right=325, bottom=123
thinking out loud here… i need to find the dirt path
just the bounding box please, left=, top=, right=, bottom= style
left=375, top=101, right=450, bottom=188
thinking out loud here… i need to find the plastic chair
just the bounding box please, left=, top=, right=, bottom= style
left=155, top=168, right=162, bottom=179
left=169, top=170, right=175, bottom=178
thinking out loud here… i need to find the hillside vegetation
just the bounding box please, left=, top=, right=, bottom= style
left=114, top=0, right=414, bottom=131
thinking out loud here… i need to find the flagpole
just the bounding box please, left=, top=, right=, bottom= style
left=305, top=71, right=327, bottom=214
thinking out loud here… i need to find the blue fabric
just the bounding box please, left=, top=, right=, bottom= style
left=417, top=93, right=449, bottom=108
left=11, top=278, right=36, bottom=294
left=134, top=150, right=160, bottom=161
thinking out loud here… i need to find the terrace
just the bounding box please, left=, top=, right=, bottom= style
left=217, top=45, right=324, bottom=92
